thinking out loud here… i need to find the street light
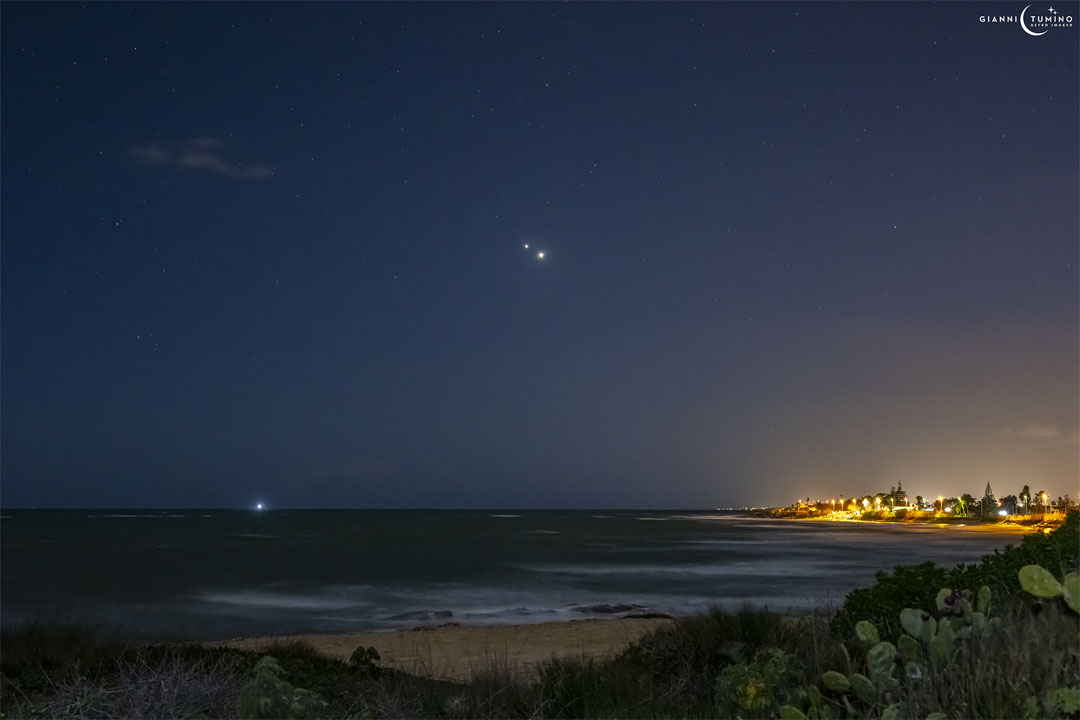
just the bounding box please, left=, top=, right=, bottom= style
left=938, top=496, right=944, bottom=514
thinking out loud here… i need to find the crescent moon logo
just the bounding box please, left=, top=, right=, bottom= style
left=1020, top=5, right=1048, bottom=36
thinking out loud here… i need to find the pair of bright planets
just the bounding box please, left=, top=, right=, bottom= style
left=523, top=243, right=545, bottom=260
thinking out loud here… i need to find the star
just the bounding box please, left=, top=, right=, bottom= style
left=523, top=243, right=529, bottom=249
left=537, top=251, right=545, bottom=259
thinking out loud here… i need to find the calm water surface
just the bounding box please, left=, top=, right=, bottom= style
left=0, top=510, right=1024, bottom=638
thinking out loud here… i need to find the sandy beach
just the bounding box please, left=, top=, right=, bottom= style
left=808, top=518, right=1035, bottom=533
left=209, top=617, right=673, bottom=682
left=766, top=514, right=1046, bottom=533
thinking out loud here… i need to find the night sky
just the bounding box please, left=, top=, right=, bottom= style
left=2, top=2, right=1077, bottom=509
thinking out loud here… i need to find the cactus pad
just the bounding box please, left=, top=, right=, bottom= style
left=1019, top=564, right=1064, bottom=598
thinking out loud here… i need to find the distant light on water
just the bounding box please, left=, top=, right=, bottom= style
left=256, top=502, right=264, bottom=511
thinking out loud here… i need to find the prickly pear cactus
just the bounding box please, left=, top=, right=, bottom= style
left=821, top=671, right=850, bottom=692
left=866, top=642, right=897, bottom=684
left=849, top=673, right=877, bottom=704
left=789, top=618, right=907, bottom=718
left=899, top=608, right=924, bottom=638
left=1064, top=572, right=1080, bottom=613
left=854, top=620, right=880, bottom=645
left=1019, top=564, right=1064, bottom=598
left=896, top=633, right=921, bottom=661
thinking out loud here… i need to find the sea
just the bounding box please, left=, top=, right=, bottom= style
left=0, top=510, right=1025, bottom=639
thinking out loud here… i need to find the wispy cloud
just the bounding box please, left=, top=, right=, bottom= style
left=129, top=138, right=273, bottom=179
left=999, top=424, right=1080, bottom=444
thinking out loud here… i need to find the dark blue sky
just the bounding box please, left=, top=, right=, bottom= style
left=2, top=2, right=1077, bottom=508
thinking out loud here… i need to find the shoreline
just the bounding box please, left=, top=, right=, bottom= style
left=205, top=616, right=673, bottom=682
left=779, top=516, right=1035, bottom=532
left=757, top=511, right=1062, bottom=533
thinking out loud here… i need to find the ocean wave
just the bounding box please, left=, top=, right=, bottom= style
left=7, top=511, right=1018, bottom=638
left=196, top=590, right=359, bottom=610
left=457, top=606, right=561, bottom=622
left=511, top=560, right=842, bottom=578
left=387, top=609, right=456, bottom=622
left=679, top=538, right=789, bottom=547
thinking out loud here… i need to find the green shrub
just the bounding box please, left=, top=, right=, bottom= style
left=832, top=562, right=950, bottom=639
left=833, top=511, right=1080, bottom=640
left=349, top=645, right=381, bottom=677
left=715, top=647, right=803, bottom=718
left=534, top=656, right=654, bottom=718
left=623, top=606, right=810, bottom=706
left=236, top=656, right=326, bottom=719
left=951, top=511, right=1080, bottom=605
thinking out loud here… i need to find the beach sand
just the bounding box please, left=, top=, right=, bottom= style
left=209, top=617, right=673, bottom=682
left=786, top=516, right=1037, bottom=533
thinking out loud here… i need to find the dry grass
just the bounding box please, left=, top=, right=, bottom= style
left=895, top=603, right=1080, bottom=719
left=110, top=651, right=246, bottom=719
left=2, top=593, right=1075, bottom=719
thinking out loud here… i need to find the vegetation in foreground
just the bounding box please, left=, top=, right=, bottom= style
left=2, top=512, right=1077, bottom=720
